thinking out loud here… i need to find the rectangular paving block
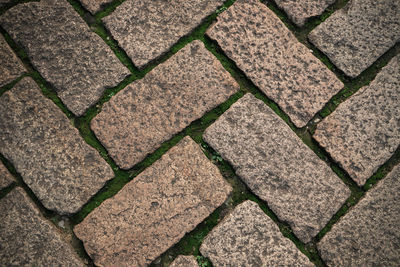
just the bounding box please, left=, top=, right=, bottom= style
left=314, top=55, right=400, bottom=186
left=206, top=0, right=343, bottom=127
left=79, top=0, right=113, bottom=14
left=309, top=0, right=400, bottom=77
left=0, top=0, right=130, bottom=116
left=0, top=34, right=25, bottom=87
left=200, top=200, right=313, bottom=266
left=318, top=164, right=400, bottom=266
left=0, top=188, right=85, bottom=266
left=102, top=0, right=224, bottom=68
left=0, top=162, right=14, bottom=190
left=0, top=77, right=114, bottom=215
left=92, top=41, right=239, bottom=169
left=204, top=93, right=350, bottom=243
left=74, top=136, right=232, bottom=266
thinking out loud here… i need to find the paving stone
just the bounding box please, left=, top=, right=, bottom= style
left=0, top=161, right=14, bottom=190
left=79, top=0, right=113, bottom=14
left=0, top=34, right=25, bottom=87
left=0, top=77, right=114, bottom=215
left=169, top=255, right=198, bottom=267
left=314, top=55, right=400, bottom=186
left=318, top=164, right=400, bottom=266
left=204, top=94, right=350, bottom=243
left=206, top=0, right=343, bottom=127
left=74, top=136, right=232, bottom=267
left=92, top=41, right=239, bottom=169
left=309, top=0, right=400, bottom=78
left=0, top=0, right=130, bottom=116
left=200, top=200, right=313, bottom=266
left=0, top=188, right=85, bottom=266
left=103, top=0, right=224, bottom=68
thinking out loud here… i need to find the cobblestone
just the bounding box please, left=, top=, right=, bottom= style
left=79, top=0, right=113, bottom=14
left=0, top=162, right=13, bottom=190
left=169, top=255, right=198, bottom=267
left=0, top=34, right=25, bottom=87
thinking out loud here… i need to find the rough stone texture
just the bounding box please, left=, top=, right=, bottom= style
left=200, top=201, right=313, bottom=266
left=206, top=0, right=343, bottom=127
left=0, top=188, right=85, bottom=266
left=0, top=34, right=25, bottom=87
left=0, top=78, right=114, bottom=215
left=0, top=0, right=130, bottom=116
left=314, top=55, right=400, bottom=186
left=92, top=41, right=239, bottom=169
left=0, top=161, right=14, bottom=190
left=169, top=255, right=198, bottom=267
left=74, top=137, right=232, bottom=267
left=79, top=0, right=113, bottom=14
left=204, top=94, right=350, bottom=243
left=318, top=164, right=400, bottom=266
left=309, top=0, right=400, bottom=78
left=103, top=0, right=224, bottom=68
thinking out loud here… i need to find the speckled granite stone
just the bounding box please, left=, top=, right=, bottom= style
left=74, top=137, right=232, bottom=267
left=0, top=188, right=85, bottom=266
left=0, top=34, right=25, bottom=87
left=204, top=94, right=350, bottom=243
left=92, top=41, right=239, bottom=169
left=0, top=0, right=129, bottom=116
left=314, top=55, right=400, bottom=186
left=206, top=0, right=343, bottom=127
left=309, top=0, right=400, bottom=77
left=79, top=0, right=113, bottom=14
left=0, top=162, right=14, bottom=190
left=169, top=255, right=198, bottom=267
left=103, top=0, right=224, bottom=68
left=0, top=78, right=114, bottom=215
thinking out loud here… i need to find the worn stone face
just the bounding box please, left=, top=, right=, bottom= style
left=314, top=55, right=400, bottom=186
left=0, top=188, right=85, bottom=266
left=79, top=0, right=113, bottom=14
left=206, top=0, right=343, bottom=127
left=103, top=0, right=224, bottom=68
left=0, top=78, right=114, bottom=215
left=309, top=0, right=400, bottom=78
left=92, top=41, right=239, bottom=169
left=74, top=137, right=232, bottom=267
left=0, top=0, right=129, bottom=116
left=0, top=34, right=25, bottom=87
left=169, top=255, right=198, bottom=267
left=204, top=94, right=350, bottom=243
left=0, top=162, right=14, bottom=190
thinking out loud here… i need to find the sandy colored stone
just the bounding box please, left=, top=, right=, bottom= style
left=0, top=188, right=85, bottom=266
left=103, top=0, right=224, bottom=68
left=200, top=201, right=313, bottom=266
left=206, top=0, right=343, bottom=127
left=92, top=41, right=239, bottom=169
left=314, top=55, right=400, bottom=186
left=0, top=161, right=14, bottom=190
left=0, top=0, right=129, bottom=116
left=169, top=255, right=198, bottom=267
left=79, top=0, right=113, bottom=14
left=74, top=137, right=232, bottom=267
left=0, top=78, right=114, bottom=215
left=0, top=34, right=25, bottom=87
left=204, top=94, right=350, bottom=243
left=309, top=0, right=400, bottom=78
left=318, top=164, right=400, bottom=266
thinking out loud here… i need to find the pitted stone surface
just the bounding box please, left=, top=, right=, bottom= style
left=74, top=137, right=232, bottom=267
left=169, top=255, right=198, bottom=267
left=200, top=201, right=313, bottom=266
left=309, top=0, right=400, bottom=77
left=0, top=162, right=14, bottom=190
left=318, top=164, right=400, bottom=266
left=314, top=55, right=400, bottom=186
left=206, top=0, right=343, bottom=127
left=204, top=94, right=350, bottom=243
left=0, top=0, right=129, bottom=116
left=0, top=188, right=85, bottom=266
left=0, top=34, right=25, bottom=87
left=79, top=0, right=113, bottom=14
left=0, top=78, right=114, bottom=215
left=103, top=0, right=224, bottom=68
left=92, top=41, right=239, bottom=169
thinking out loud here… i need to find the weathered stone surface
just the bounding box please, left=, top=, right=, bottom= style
left=0, top=162, right=14, bottom=190
left=200, top=201, right=313, bottom=266
left=74, top=137, right=232, bottom=266
left=318, top=164, right=400, bottom=266
left=0, top=0, right=129, bottom=116
left=169, top=255, right=198, bottom=267
left=309, top=0, right=400, bottom=78
left=79, top=0, right=113, bottom=14
left=0, top=34, right=25, bottom=87
left=314, top=55, right=400, bottom=186
left=103, top=0, right=224, bottom=68
left=0, top=188, right=85, bottom=266
left=0, top=78, right=114, bottom=215
left=92, top=41, right=239, bottom=169
left=206, top=0, right=343, bottom=127
left=204, top=94, right=350, bottom=243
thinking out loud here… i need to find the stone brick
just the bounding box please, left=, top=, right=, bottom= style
left=92, top=41, right=239, bottom=169
left=169, top=255, right=198, bottom=267
left=0, top=161, right=14, bottom=190
left=204, top=94, right=350, bottom=243
left=74, top=137, right=231, bottom=266
left=79, top=0, right=113, bottom=14
left=0, top=78, right=114, bottom=214
left=314, top=55, right=400, bottom=186
left=0, top=0, right=129, bottom=116
left=206, top=0, right=343, bottom=127
left=309, top=0, right=400, bottom=77
left=0, top=34, right=25, bottom=87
